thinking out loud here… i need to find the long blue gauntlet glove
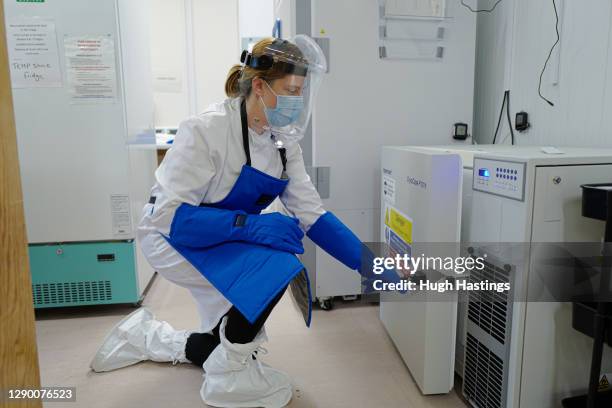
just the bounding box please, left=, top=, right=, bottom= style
left=240, top=212, right=304, bottom=254
left=306, top=212, right=402, bottom=291
left=306, top=212, right=361, bottom=269
left=168, top=203, right=304, bottom=253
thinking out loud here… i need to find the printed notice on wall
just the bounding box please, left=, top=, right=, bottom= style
left=6, top=19, right=62, bottom=88
left=64, top=35, right=117, bottom=103
left=110, top=195, right=132, bottom=236
left=153, top=69, right=182, bottom=93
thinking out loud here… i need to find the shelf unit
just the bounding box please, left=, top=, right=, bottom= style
left=378, top=0, right=451, bottom=61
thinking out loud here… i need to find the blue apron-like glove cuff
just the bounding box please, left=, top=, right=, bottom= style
left=168, top=204, right=246, bottom=248
left=360, top=245, right=405, bottom=294
left=169, top=204, right=304, bottom=254
left=306, top=212, right=361, bottom=270
left=307, top=212, right=404, bottom=292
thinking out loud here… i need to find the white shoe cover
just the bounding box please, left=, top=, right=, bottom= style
left=200, top=317, right=293, bottom=408
left=90, top=307, right=190, bottom=372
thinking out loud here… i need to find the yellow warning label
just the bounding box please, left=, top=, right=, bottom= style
left=599, top=374, right=610, bottom=390
left=385, top=207, right=413, bottom=244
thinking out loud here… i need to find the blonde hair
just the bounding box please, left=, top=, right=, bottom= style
left=225, top=38, right=303, bottom=98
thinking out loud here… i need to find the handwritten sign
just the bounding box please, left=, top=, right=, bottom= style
left=7, top=19, right=62, bottom=88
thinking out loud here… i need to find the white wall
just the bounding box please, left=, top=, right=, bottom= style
left=274, top=0, right=296, bottom=38
left=239, top=0, right=274, bottom=38
left=149, top=0, right=190, bottom=127
left=473, top=0, right=612, bottom=147
left=193, top=0, right=239, bottom=112
left=472, top=0, right=515, bottom=144
left=149, top=0, right=239, bottom=127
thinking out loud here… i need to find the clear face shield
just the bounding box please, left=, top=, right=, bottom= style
left=240, top=35, right=327, bottom=148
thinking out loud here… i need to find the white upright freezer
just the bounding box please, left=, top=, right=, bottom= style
left=5, top=0, right=157, bottom=308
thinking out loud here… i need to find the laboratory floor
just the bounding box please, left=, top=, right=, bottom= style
left=35, top=275, right=468, bottom=408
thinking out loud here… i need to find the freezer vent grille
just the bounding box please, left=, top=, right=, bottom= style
left=32, top=281, right=112, bottom=305
left=463, top=333, right=504, bottom=408
left=467, top=260, right=510, bottom=344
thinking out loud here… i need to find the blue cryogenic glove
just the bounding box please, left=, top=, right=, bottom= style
left=238, top=212, right=304, bottom=254
left=360, top=248, right=405, bottom=294
left=168, top=203, right=304, bottom=253
left=306, top=212, right=361, bottom=269
left=306, top=212, right=403, bottom=292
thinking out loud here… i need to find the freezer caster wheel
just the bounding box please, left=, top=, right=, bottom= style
left=319, top=298, right=334, bottom=311
left=131, top=298, right=144, bottom=308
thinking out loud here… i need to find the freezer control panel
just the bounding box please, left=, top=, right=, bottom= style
left=472, top=158, right=526, bottom=201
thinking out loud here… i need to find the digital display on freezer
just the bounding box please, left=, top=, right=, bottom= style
left=478, top=168, right=490, bottom=178
left=473, top=158, right=526, bottom=201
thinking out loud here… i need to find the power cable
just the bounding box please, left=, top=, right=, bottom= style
left=460, top=0, right=503, bottom=13
left=492, top=90, right=515, bottom=144
left=537, top=0, right=560, bottom=106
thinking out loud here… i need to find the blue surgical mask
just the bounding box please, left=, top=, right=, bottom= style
left=260, top=81, right=304, bottom=128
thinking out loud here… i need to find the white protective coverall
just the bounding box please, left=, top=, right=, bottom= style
left=136, top=97, right=325, bottom=333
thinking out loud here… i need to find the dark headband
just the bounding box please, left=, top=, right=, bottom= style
left=240, top=41, right=308, bottom=76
